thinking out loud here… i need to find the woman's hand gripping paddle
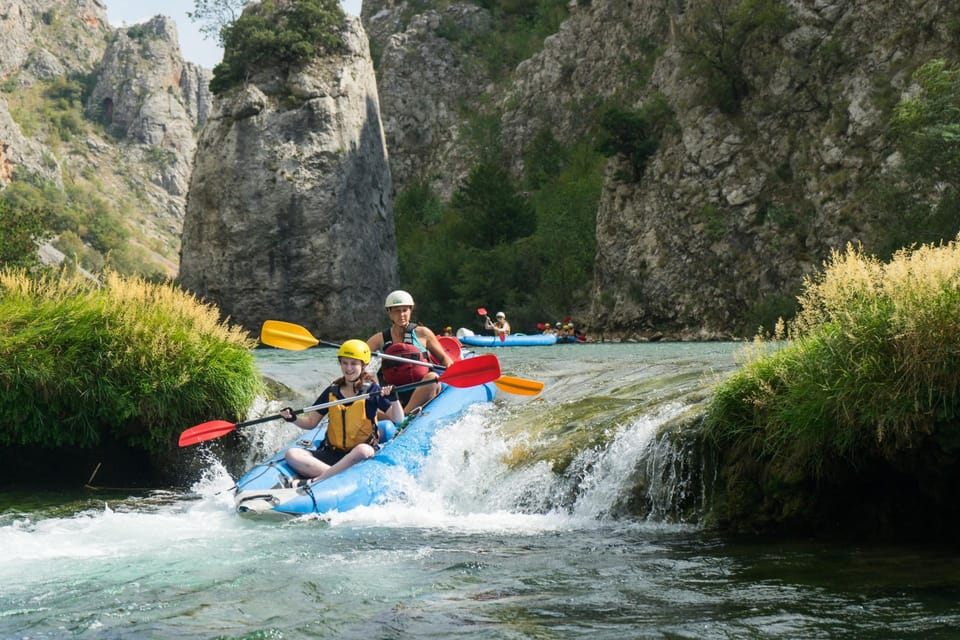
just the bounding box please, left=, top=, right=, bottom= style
left=178, top=355, right=502, bottom=447
left=259, top=321, right=543, bottom=396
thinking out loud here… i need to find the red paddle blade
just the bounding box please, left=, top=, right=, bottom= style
left=178, top=420, right=237, bottom=447
left=499, top=332, right=506, bottom=342
left=436, top=335, right=462, bottom=362
left=437, top=354, right=500, bottom=387
left=477, top=307, right=487, bottom=316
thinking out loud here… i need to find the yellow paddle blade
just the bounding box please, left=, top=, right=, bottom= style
left=494, top=375, right=544, bottom=396
left=260, top=320, right=319, bottom=350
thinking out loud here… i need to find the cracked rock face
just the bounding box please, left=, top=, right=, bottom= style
left=88, top=16, right=212, bottom=199
left=179, top=15, right=397, bottom=336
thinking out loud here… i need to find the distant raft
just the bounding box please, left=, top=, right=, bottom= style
left=456, top=331, right=558, bottom=347
left=233, top=380, right=497, bottom=517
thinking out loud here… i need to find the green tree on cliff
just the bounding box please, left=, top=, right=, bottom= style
left=209, top=0, right=346, bottom=95
left=871, top=58, right=960, bottom=257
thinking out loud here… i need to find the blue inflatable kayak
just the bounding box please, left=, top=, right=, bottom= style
left=458, top=332, right=558, bottom=347
left=233, top=380, right=497, bottom=517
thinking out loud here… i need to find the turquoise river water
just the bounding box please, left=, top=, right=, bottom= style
left=2, top=342, right=960, bottom=639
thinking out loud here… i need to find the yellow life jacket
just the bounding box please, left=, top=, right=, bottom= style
left=325, top=384, right=377, bottom=451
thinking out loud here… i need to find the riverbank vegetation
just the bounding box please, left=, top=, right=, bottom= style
left=0, top=269, right=259, bottom=466
left=703, top=240, right=960, bottom=538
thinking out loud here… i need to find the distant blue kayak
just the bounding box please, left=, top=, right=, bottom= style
left=459, top=332, right=558, bottom=347
left=233, top=380, right=497, bottom=517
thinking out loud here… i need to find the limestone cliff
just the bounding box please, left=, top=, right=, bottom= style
left=373, top=4, right=492, bottom=199
left=0, top=0, right=108, bottom=81
left=583, top=0, right=959, bottom=339
left=179, top=15, right=396, bottom=337
left=89, top=16, right=211, bottom=199
left=365, top=0, right=959, bottom=339
left=0, top=0, right=110, bottom=183
left=0, top=1, right=211, bottom=277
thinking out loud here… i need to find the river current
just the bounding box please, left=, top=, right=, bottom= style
left=2, top=342, right=959, bottom=639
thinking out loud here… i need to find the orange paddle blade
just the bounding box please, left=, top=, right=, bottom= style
left=493, top=375, right=544, bottom=396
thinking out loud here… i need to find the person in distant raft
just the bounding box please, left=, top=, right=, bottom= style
left=280, top=340, right=403, bottom=487
left=485, top=311, right=511, bottom=338
left=367, top=289, right=454, bottom=413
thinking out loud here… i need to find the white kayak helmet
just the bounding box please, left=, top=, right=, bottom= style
left=384, top=289, right=415, bottom=308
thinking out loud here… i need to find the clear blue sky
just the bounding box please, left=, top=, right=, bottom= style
left=105, top=0, right=362, bottom=69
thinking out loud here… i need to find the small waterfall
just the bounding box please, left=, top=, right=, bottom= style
left=238, top=342, right=742, bottom=526
left=409, top=399, right=709, bottom=526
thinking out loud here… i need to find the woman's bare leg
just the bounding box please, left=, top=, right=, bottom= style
left=285, top=447, right=330, bottom=479
left=404, top=372, right=440, bottom=412
left=311, top=444, right=376, bottom=482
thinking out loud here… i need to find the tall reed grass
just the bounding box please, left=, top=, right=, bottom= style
left=0, top=269, right=259, bottom=456
left=704, top=239, right=960, bottom=504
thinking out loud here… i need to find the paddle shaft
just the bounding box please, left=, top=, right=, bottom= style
left=254, top=377, right=438, bottom=426
left=258, top=320, right=541, bottom=395
left=256, top=353, right=503, bottom=424
left=305, top=336, right=453, bottom=371
left=368, top=344, right=542, bottom=396
left=178, top=354, right=500, bottom=446
left=260, top=322, right=456, bottom=366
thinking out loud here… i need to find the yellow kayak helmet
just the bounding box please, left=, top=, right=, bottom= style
left=338, top=339, right=371, bottom=364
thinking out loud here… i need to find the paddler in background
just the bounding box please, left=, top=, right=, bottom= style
left=484, top=311, right=511, bottom=338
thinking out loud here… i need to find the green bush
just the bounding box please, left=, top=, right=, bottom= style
left=391, top=134, right=602, bottom=331
left=678, top=0, right=793, bottom=114
left=893, top=60, right=960, bottom=176
left=527, top=141, right=604, bottom=315
left=0, top=269, right=260, bottom=456
left=0, top=198, right=52, bottom=269
left=596, top=93, right=674, bottom=181
left=705, top=240, right=960, bottom=484
left=702, top=241, right=960, bottom=534
left=462, top=0, right=569, bottom=81
left=0, top=176, right=150, bottom=275
left=210, top=0, right=346, bottom=95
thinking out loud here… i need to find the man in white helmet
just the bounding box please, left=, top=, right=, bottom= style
left=367, top=290, right=454, bottom=413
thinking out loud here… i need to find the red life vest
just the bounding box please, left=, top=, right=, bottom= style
left=380, top=323, right=430, bottom=385
left=381, top=342, right=429, bottom=385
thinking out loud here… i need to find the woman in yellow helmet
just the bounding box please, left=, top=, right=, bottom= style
left=280, top=339, right=404, bottom=487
